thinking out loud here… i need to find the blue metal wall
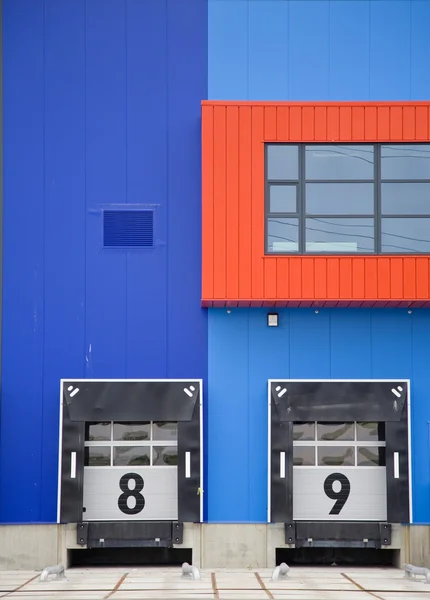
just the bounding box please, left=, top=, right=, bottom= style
left=1, top=0, right=207, bottom=523
left=207, top=0, right=430, bottom=523
left=208, top=0, right=430, bottom=101
left=208, top=308, right=430, bottom=523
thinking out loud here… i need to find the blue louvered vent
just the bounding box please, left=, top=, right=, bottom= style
left=103, top=210, right=154, bottom=248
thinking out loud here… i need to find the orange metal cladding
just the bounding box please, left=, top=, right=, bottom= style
left=201, top=101, right=430, bottom=308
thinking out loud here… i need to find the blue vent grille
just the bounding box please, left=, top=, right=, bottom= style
left=103, top=210, right=154, bottom=248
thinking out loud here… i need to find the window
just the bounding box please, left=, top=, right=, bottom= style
left=292, top=421, right=386, bottom=467
left=265, top=143, right=430, bottom=254
left=84, top=421, right=178, bottom=467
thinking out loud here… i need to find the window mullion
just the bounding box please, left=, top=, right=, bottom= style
left=375, top=144, right=381, bottom=253
left=300, top=145, right=306, bottom=253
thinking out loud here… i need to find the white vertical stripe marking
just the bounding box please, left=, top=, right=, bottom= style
left=280, top=452, right=286, bottom=479
left=394, top=452, right=399, bottom=479
left=71, top=452, right=76, bottom=479
left=185, top=452, right=191, bottom=478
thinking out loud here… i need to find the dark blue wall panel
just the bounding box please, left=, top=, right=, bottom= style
left=1, top=0, right=207, bottom=523
left=208, top=308, right=430, bottom=523
left=1, top=0, right=45, bottom=522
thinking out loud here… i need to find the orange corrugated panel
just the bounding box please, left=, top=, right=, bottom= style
left=352, top=106, right=365, bottom=140
left=364, top=258, right=378, bottom=299
left=264, top=258, right=277, bottom=299
left=251, top=106, right=265, bottom=298
left=289, top=106, right=302, bottom=140
left=327, top=106, right=340, bottom=140
left=213, top=105, right=227, bottom=298
left=339, top=106, right=352, bottom=140
left=377, top=258, right=391, bottom=299
left=403, top=258, right=416, bottom=299
left=314, top=258, right=327, bottom=299
left=201, top=104, right=214, bottom=300
left=276, top=258, right=289, bottom=298
left=390, top=106, right=403, bottom=139
left=238, top=106, right=252, bottom=298
left=201, top=101, right=430, bottom=306
left=390, top=258, right=404, bottom=299
left=302, top=107, right=315, bottom=140
left=403, top=106, right=416, bottom=140
left=226, top=106, right=239, bottom=299
left=416, top=106, right=429, bottom=139
left=416, top=258, right=429, bottom=298
left=301, top=258, right=315, bottom=299
left=264, top=105, right=277, bottom=140
left=314, top=106, right=327, bottom=140
left=364, top=106, right=377, bottom=140
left=377, top=106, right=390, bottom=139
left=327, top=258, right=340, bottom=299
left=276, top=106, right=289, bottom=140
left=352, top=259, right=365, bottom=299
left=339, top=258, right=352, bottom=299
left=289, top=259, right=302, bottom=298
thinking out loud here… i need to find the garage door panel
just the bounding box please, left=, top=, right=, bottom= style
left=83, top=468, right=178, bottom=521
left=293, top=468, right=387, bottom=521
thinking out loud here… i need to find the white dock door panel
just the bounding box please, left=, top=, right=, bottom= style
left=83, top=468, right=178, bottom=521
left=293, top=467, right=387, bottom=521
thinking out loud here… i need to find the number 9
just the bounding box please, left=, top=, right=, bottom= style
left=324, top=473, right=351, bottom=515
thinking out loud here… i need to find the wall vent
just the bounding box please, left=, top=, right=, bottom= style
left=103, top=210, right=154, bottom=248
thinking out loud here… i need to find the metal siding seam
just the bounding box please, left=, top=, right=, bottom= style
left=416, top=257, right=429, bottom=298
left=226, top=105, right=239, bottom=298
left=202, top=105, right=213, bottom=299
left=202, top=105, right=214, bottom=299
left=251, top=106, right=264, bottom=298
left=390, top=105, right=403, bottom=139
left=390, top=257, right=404, bottom=299
left=238, top=105, right=252, bottom=298
left=213, top=105, right=226, bottom=298
left=339, top=258, right=352, bottom=299
left=404, top=257, right=416, bottom=299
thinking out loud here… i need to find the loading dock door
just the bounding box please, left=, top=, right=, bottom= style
left=268, top=380, right=410, bottom=525
left=57, top=379, right=203, bottom=525
left=83, top=421, right=178, bottom=521
left=293, top=421, right=387, bottom=521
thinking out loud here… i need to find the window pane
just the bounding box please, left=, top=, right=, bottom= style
left=318, top=446, right=354, bottom=467
left=381, top=218, right=430, bottom=253
left=153, top=422, right=178, bottom=442
left=267, top=145, right=298, bottom=180
left=381, top=145, right=430, bottom=179
left=113, top=446, right=150, bottom=466
left=267, top=218, right=299, bottom=253
left=306, top=218, right=374, bottom=253
left=357, top=447, right=386, bottom=467
left=293, top=446, right=315, bottom=466
left=293, top=422, right=315, bottom=441
left=381, top=183, right=430, bottom=215
left=305, top=145, right=374, bottom=180
left=85, top=422, right=111, bottom=442
left=306, top=183, right=374, bottom=214
left=317, top=422, right=354, bottom=441
left=153, top=446, right=178, bottom=466
left=113, top=422, right=150, bottom=441
left=269, top=185, right=297, bottom=213
left=356, top=422, right=385, bottom=442
left=85, top=447, right=111, bottom=466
